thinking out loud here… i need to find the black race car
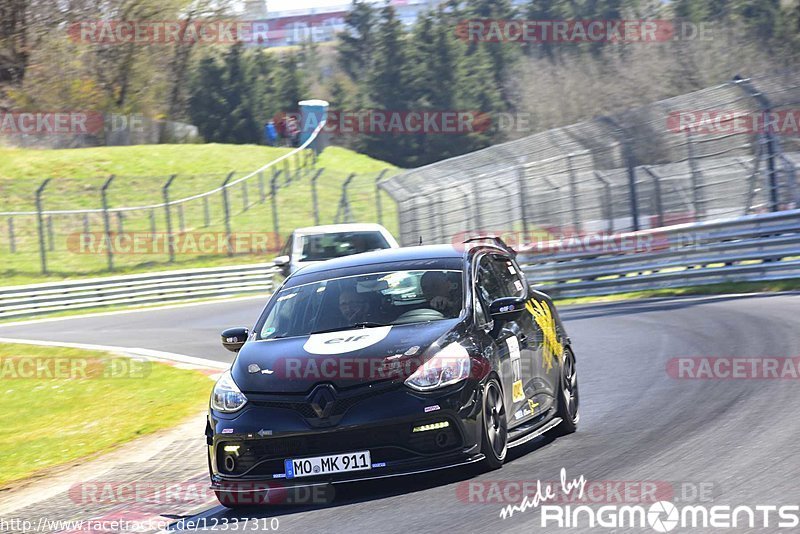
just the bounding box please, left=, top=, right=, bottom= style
left=207, top=240, right=579, bottom=507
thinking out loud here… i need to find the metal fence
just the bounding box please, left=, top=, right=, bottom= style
left=0, top=138, right=399, bottom=279
left=520, top=209, right=800, bottom=297
left=0, top=263, right=280, bottom=320
left=381, top=72, right=800, bottom=247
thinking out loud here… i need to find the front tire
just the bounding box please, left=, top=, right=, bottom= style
left=480, top=377, right=508, bottom=470
left=553, top=347, right=579, bottom=435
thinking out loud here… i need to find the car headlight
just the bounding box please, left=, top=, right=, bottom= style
left=405, top=343, right=471, bottom=391
left=211, top=370, right=248, bottom=413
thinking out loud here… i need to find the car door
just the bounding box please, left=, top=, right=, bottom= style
left=474, top=253, right=538, bottom=428
left=481, top=254, right=550, bottom=425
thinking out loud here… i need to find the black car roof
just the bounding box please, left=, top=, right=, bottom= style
left=283, top=244, right=507, bottom=287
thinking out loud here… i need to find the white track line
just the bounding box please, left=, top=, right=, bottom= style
left=0, top=294, right=266, bottom=328
left=0, top=337, right=230, bottom=370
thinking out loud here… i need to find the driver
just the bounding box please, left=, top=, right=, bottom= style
left=420, top=271, right=460, bottom=317
left=339, top=288, right=371, bottom=323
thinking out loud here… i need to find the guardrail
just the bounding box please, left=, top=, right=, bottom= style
left=1, top=210, right=798, bottom=320
left=0, top=264, right=279, bottom=320
left=518, top=209, right=800, bottom=297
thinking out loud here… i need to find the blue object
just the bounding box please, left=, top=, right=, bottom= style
left=298, top=100, right=329, bottom=148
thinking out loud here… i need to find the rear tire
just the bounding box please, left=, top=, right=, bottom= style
left=480, top=377, right=508, bottom=470
left=553, top=347, right=579, bottom=436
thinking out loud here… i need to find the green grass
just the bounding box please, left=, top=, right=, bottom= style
left=554, top=278, right=800, bottom=306
left=0, top=144, right=398, bottom=286
left=0, top=342, right=212, bottom=487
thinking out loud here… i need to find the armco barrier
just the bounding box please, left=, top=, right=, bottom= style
left=1, top=210, right=798, bottom=320
left=518, top=209, right=800, bottom=297
left=0, top=264, right=279, bottom=320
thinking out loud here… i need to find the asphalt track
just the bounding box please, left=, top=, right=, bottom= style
left=2, top=292, right=799, bottom=533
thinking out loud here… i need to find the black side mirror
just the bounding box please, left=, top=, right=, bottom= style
left=221, top=327, right=249, bottom=352
left=489, top=296, right=527, bottom=319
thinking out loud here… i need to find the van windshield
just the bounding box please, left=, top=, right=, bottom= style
left=298, top=231, right=390, bottom=261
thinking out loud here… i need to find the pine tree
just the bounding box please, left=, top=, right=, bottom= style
left=361, top=3, right=413, bottom=165
left=248, top=49, right=278, bottom=127
left=275, top=53, right=307, bottom=113
left=188, top=55, right=227, bottom=143
left=220, top=43, right=260, bottom=144
left=337, top=1, right=377, bottom=83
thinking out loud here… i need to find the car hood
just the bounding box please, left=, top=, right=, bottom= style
left=231, top=320, right=459, bottom=394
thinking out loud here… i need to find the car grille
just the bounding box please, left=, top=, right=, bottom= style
left=247, top=382, right=396, bottom=420
left=217, top=418, right=462, bottom=477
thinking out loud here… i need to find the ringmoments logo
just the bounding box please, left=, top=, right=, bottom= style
left=498, top=469, right=800, bottom=530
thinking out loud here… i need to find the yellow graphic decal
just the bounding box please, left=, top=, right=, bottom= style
left=528, top=399, right=539, bottom=414
left=525, top=299, right=564, bottom=373
left=512, top=380, right=525, bottom=402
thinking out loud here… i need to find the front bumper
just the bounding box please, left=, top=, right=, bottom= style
left=207, top=379, right=485, bottom=486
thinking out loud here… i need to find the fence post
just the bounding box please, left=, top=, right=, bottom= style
left=47, top=216, right=55, bottom=251
left=101, top=174, right=116, bottom=271
left=374, top=170, right=389, bottom=225
left=162, top=174, right=177, bottom=263
left=7, top=217, right=15, bottom=253
left=516, top=166, right=530, bottom=238
left=732, top=76, right=780, bottom=212
left=270, top=170, right=281, bottom=241
left=685, top=130, right=707, bottom=219
left=221, top=172, right=235, bottom=257
left=779, top=154, right=799, bottom=209
left=641, top=166, right=664, bottom=227
left=83, top=214, right=90, bottom=236
left=258, top=171, right=266, bottom=203
left=311, top=169, right=323, bottom=225
left=242, top=181, right=249, bottom=212
left=593, top=171, right=614, bottom=233
left=35, top=178, right=52, bottom=274
left=566, top=154, right=582, bottom=234
left=471, top=180, right=483, bottom=230
left=335, top=173, right=356, bottom=224
left=600, top=116, right=639, bottom=231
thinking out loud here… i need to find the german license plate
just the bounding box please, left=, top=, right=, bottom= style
left=284, top=451, right=371, bottom=479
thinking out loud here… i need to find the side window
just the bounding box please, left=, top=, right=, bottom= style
left=490, top=256, right=526, bottom=298
left=476, top=255, right=506, bottom=305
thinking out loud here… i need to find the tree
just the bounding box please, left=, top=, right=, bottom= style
left=337, top=1, right=377, bottom=84
left=275, top=53, right=307, bottom=113
left=361, top=3, right=413, bottom=165
left=189, top=55, right=227, bottom=142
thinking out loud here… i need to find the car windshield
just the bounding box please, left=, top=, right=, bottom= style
left=259, top=270, right=463, bottom=339
left=298, top=231, right=390, bottom=261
